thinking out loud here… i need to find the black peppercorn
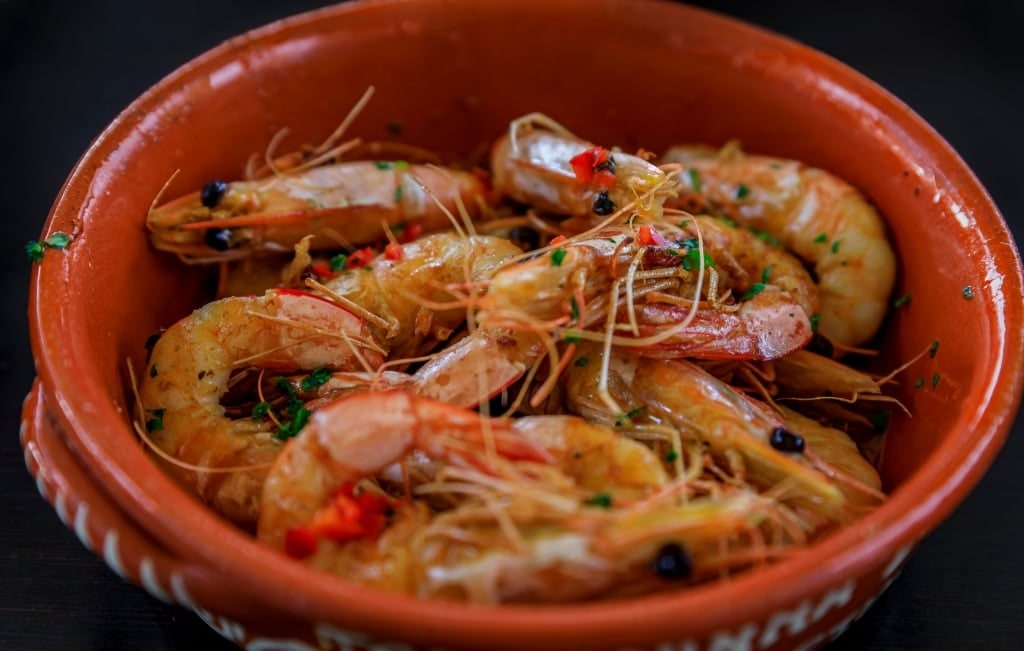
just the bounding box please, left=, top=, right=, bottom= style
left=652, top=543, right=692, bottom=580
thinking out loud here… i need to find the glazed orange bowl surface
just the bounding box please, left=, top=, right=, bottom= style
left=23, top=0, right=1024, bottom=649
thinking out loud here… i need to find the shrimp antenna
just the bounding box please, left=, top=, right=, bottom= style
left=405, top=172, right=467, bottom=239
left=313, top=86, right=376, bottom=157
left=146, top=169, right=181, bottom=222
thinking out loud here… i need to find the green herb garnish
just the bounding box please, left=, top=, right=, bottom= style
left=740, top=283, right=765, bottom=301
left=300, top=367, right=332, bottom=392
left=329, top=253, right=348, bottom=272
left=584, top=492, right=614, bottom=509
left=574, top=356, right=589, bottom=367
left=615, top=406, right=645, bottom=426
left=665, top=449, right=679, bottom=463
left=563, top=331, right=582, bottom=344
left=928, top=339, right=940, bottom=358
left=932, top=373, right=941, bottom=388
left=252, top=401, right=272, bottom=421
left=962, top=285, right=975, bottom=300
left=145, top=408, right=166, bottom=432
left=276, top=407, right=311, bottom=439
left=681, top=248, right=716, bottom=272
left=809, top=313, right=820, bottom=333
left=813, top=232, right=828, bottom=244
left=551, top=249, right=567, bottom=267
left=736, top=184, right=750, bottom=199
left=831, top=240, right=841, bottom=254
left=687, top=168, right=702, bottom=192
left=26, top=232, right=72, bottom=262
left=751, top=229, right=782, bottom=247
left=893, top=294, right=911, bottom=308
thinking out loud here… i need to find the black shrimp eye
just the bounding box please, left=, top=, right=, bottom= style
left=592, top=191, right=616, bottom=216
left=204, top=227, right=234, bottom=251
left=769, top=427, right=806, bottom=454
left=508, top=226, right=540, bottom=251
left=652, top=543, right=692, bottom=581
left=200, top=180, right=229, bottom=208
left=806, top=333, right=834, bottom=358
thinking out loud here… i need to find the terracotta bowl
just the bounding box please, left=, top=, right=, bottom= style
left=23, top=0, right=1024, bottom=649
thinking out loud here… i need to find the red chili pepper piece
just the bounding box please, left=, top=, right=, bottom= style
left=384, top=242, right=403, bottom=261
left=347, top=247, right=375, bottom=269
left=284, top=526, right=318, bottom=559
left=310, top=496, right=365, bottom=543
left=310, top=262, right=337, bottom=279
left=593, top=170, right=617, bottom=189
left=550, top=234, right=568, bottom=246
left=304, top=482, right=395, bottom=546
left=399, top=221, right=424, bottom=244
left=570, top=147, right=615, bottom=188
left=637, top=225, right=668, bottom=247
left=569, top=149, right=594, bottom=184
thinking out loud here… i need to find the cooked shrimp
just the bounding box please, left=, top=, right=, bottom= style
left=137, top=288, right=385, bottom=527
left=147, top=161, right=488, bottom=263
left=512, top=415, right=669, bottom=496
left=257, top=390, right=794, bottom=603
left=564, top=343, right=853, bottom=522
left=415, top=217, right=816, bottom=408
left=662, top=144, right=896, bottom=347
left=321, top=233, right=523, bottom=361
left=256, top=390, right=552, bottom=553
left=491, top=114, right=674, bottom=218
left=419, top=488, right=790, bottom=603
left=775, top=405, right=882, bottom=506
left=482, top=218, right=816, bottom=360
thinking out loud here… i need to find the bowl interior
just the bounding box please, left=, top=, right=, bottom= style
left=29, top=0, right=1023, bottom=647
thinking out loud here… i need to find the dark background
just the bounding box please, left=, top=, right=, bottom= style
left=2, top=0, right=1022, bottom=649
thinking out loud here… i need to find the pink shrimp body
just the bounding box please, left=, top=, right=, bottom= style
left=138, top=288, right=383, bottom=527
left=147, top=162, right=488, bottom=263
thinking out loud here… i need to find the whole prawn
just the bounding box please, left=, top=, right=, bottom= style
left=320, top=232, right=523, bottom=361
left=563, top=342, right=883, bottom=523
left=490, top=114, right=675, bottom=219
left=662, top=143, right=896, bottom=348
left=137, top=288, right=384, bottom=527
left=147, top=161, right=488, bottom=263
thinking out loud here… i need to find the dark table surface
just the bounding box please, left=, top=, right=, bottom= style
left=2, top=1, right=1022, bottom=649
